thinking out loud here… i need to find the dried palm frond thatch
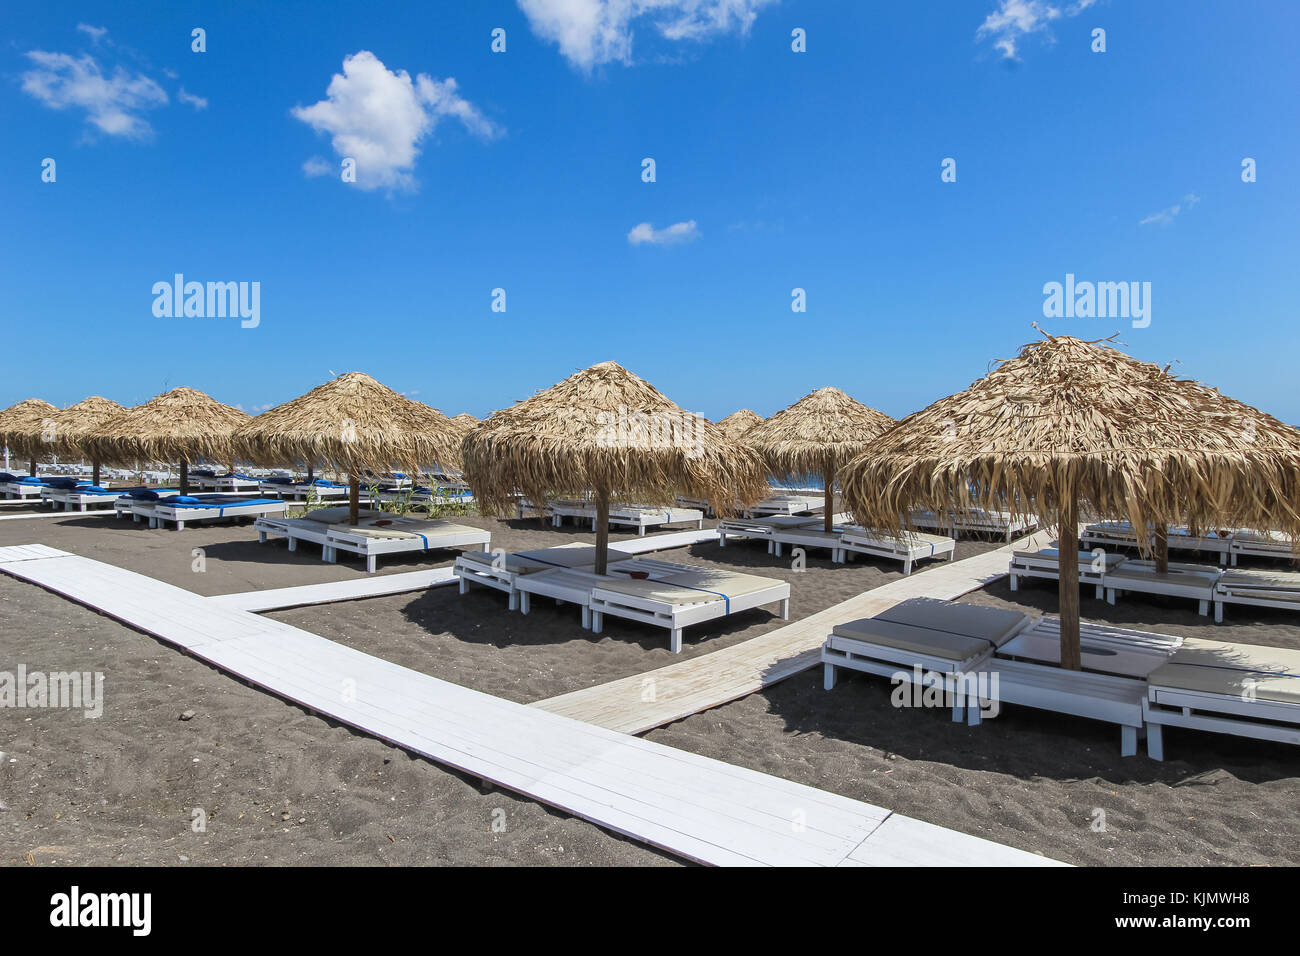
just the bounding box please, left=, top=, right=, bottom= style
left=744, top=387, right=895, bottom=532
left=87, top=387, right=251, bottom=494
left=48, top=396, right=126, bottom=484
left=232, top=372, right=463, bottom=524
left=840, top=332, right=1300, bottom=669
left=716, top=409, right=763, bottom=440
left=464, top=361, right=768, bottom=574
left=451, top=413, right=479, bottom=434
left=0, top=398, right=59, bottom=472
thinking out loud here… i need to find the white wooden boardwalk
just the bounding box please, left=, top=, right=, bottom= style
left=534, top=530, right=1053, bottom=733
left=211, top=568, right=458, bottom=612
left=0, top=543, right=1058, bottom=867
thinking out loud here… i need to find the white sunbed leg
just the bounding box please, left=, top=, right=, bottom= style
left=1214, top=601, right=1223, bottom=624
left=1120, top=725, right=1137, bottom=757
left=581, top=606, right=590, bottom=629
left=458, top=577, right=467, bottom=594
left=288, top=538, right=297, bottom=552
left=773, top=542, right=783, bottom=558
left=591, top=610, right=603, bottom=634
left=719, top=533, right=726, bottom=548
left=1009, top=573, right=1017, bottom=591
left=1095, top=584, right=1104, bottom=600
left=823, top=662, right=837, bottom=690
left=1146, top=723, right=1164, bottom=761
left=1197, top=599, right=1208, bottom=617
left=367, top=555, right=377, bottom=574
left=520, top=592, right=530, bottom=615
left=638, top=526, right=645, bottom=537
left=508, top=589, right=519, bottom=611
left=1106, top=588, right=1117, bottom=606
left=780, top=598, right=789, bottom=620
left=669, top=629, right=682, bottom=654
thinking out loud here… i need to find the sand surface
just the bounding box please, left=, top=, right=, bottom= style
left=2, top=510, right=1298, bottom=866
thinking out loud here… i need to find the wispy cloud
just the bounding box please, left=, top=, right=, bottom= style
left=628, top=220, right=700, bottom=245
left=177, top=87, right=208, bottom=110
left=976, top=0, right=1095, bottom=61
left=291, top=50, right=501, bottom=192
left=1139, top=193, right=1200, bottom=226
left=517, top=0, right=776, bottom=71
left=20, top=50, right=168, bottom=140
left=75, top=23, right=109, bottom=44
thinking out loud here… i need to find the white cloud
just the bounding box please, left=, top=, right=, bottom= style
left=302, top=156, right=334, bottom=177
left=291, top=50, right=500, bottom=191
left=517, top=0, right=775, bottom=70
left=628, top=220, right=700, bottom=245
left=75, top=24, right=109, bottom=44
left=20, top=50, right=168, bottom=139
left=177, top=87, right=208, bottom=110
left=1139, top=193, right=1200, bottom=227
left=976, top=0, right=1095, bottom=60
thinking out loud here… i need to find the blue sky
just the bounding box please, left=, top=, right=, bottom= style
left=2, top=1, right=1297, bottom=423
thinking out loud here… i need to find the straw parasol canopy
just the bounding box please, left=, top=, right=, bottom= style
left=232, top=372, right=464, bottom=524
left=48, top=396, right=126, bottom=484
left=841, top=332, right=1300, bottom=669
left=717, top=409, right=763, bottom=440
left=464, top=361, right=769, bottom=575
left=451, top=413, right=479, bottom=434
left=744, top=387, right=895, bottom=532
left=0, top=398, right=59, bottom=473
left=87, top=387, right=251, bottom=495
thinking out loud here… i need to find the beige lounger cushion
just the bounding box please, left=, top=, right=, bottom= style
left=459, top=544, right=631, bottom=572
left=331, top=518, right=480, bottom=540
left=1105, top=560, right=1220, bottom=585
left=302, top=506, right=386, bottom=524
left=1147, top=638, right=1300, bottom=705
left=1218, top=569, right=1300, bottom=594
left=876, top=597, right=1028, bottom=646
left=831, top=617, right=994, bottom=663
left=595, top=570, right=779, bottom=606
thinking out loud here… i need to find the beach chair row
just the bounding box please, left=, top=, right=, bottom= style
left=1009, top=547, right=1300, bottom=622
left=524, top=499, right=705, bottom=536
left=453, top=543, right=789, bottom=653
left=821, top=597, right=1300, bottom=760
left=111, top=492, right=288, bottom=529
left=717, top=514, right=955, bottom=575
left=1081, top=520, right=1297, bottom=566
left=255, top=506, right=490, bottom=573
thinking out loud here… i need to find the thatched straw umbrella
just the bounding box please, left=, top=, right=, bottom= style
left=744, top=387, right=895, bottom=533
left=232, top=372, right=464, bottom=525
left=463, top=361, right=769, bottom=576
left=841, top=333, right=1300, bottom=670
left=452, top=416, right=483, bottom=437
left=717, top=409, right=763, bottom=440
left=0, top=398, right=58, bottom=475
left=87, top=387, right=251, bottom=496
left=47, top=396, right=125, bottom=485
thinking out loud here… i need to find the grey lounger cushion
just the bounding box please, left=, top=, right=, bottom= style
left=876, top=597, right=1029, bottom=646
left=1147, top=638, right=1300, bottom=705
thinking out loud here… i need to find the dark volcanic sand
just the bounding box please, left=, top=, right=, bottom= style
left=2, top=511, right=1298, bottom=866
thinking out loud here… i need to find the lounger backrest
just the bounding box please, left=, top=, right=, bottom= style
left=876, top=597, right=1028, bottom=646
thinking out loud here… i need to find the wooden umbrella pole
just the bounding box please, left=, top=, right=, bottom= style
left=179, top=459, right=189, bottom=496
left=1057, top=495, right=1082, bottom=670
left=306, top=464, right=314, bottom=483
left=29, top=458, right=37, bottom=478
left=349, top=474, right=361, bottom=526
left=594, top=486, right=611, bottom=576
left=824, top=456, right=836, bottom=534
left=1153, top=524, right=1169, bottom=574
left=92, top=461, right=100, bottom=486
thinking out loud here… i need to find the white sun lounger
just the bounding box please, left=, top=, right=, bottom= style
left=514, top=555, right=700, bottom=629
left=1082, top=521, right=1234, bottom=565
left=39, top=485, right=126, bottom=511
left=151, top=496, right=289, bottom=530
left=907, top=508, right=1034, bottom=543
left=741, top=493, right=825, bottom=518
left=454, top=544, right=640, bottom=611
left=324, top=516, right=490, bottom=572
left=840, top=529, right=956, bottom=575
left=589, top=566, right=790, bottom=653
left=253, top=506, right=387, bottom=558
left=992, top=618, right=1184, bottom=755
left=1228, top=530, right=1297, bottom=565
left=1213, top=568, right=1300, bottom=622
left=549, top=500, right=704, bottom=535
left=1101, top=559, right=1222, bottom=616
left=1009, top=548, right=1127, bottom=598
left=1143, top=638, right=1300, bottom=759
left=822, top=598, right=1032, bottom=722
